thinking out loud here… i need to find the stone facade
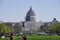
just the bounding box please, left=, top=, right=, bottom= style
left=23, top=21, right=44, bottom=31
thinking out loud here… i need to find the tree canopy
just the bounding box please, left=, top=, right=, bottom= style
left=0, top=24, right=14, bottom=34
left=49, top=23, right=60, bottom=33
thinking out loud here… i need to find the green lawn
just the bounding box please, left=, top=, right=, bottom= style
left=0, top=36, right=60, bottom=40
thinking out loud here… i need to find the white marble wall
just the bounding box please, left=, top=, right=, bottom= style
left=23, top=21, right=44, bottom=31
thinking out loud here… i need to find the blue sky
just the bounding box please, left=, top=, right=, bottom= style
left=0, top=0, right=60, bottom=22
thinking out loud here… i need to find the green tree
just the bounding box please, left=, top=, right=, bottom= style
left=49, top=23, right=60, bottom=33
left=0, top=24, right=14, bottom=35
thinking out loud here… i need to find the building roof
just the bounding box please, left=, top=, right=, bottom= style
left=26, top=7, right=36, bottom=16
left=52, top=18, right=59, bottom=23
left=26, top=7, right=36, bottom=22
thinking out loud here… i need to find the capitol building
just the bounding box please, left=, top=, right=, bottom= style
left=21, top=7, right=59, bottom=32
left=22, top=7, right=44, bottom=32
left=0, top=7, right=59, bottom=33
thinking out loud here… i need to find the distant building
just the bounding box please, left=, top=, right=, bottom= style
left=0, top=7, right=59, bottom=33
left=21, top=7, right=59, bottom=32
left=22, top=7, right=44, bottom=32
